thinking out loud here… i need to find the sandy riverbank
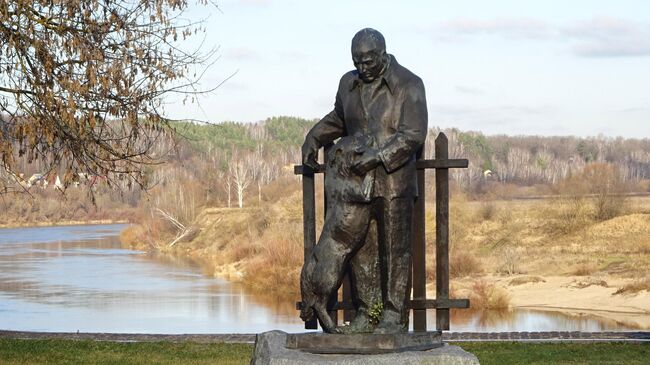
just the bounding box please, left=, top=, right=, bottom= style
left=442, top=275, right=650, bottom=329
left=170, top=251, right=650, bottom=330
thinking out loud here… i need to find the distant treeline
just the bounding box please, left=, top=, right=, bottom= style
left=169, top=117, right=649, bottom=191
left=433, top=128, right=650, bottom=190
left=1, top=115, right=648, bottom=225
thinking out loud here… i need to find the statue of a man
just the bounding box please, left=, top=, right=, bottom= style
left=301, top=28, right=428, bottom=334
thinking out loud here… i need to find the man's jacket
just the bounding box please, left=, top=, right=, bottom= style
left=305, top=55, right=428, bottom=199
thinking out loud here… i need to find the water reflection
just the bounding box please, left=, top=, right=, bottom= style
left=445, top=308, right=642, bottom=332
left=0, top=224, right=644, bottom=333
left=0, top=224, right=307, bottom=333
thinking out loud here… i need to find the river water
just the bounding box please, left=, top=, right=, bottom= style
left=0, top=224, right=642, bottom=334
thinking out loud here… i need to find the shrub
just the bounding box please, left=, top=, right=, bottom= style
left=496, top=246, right=521, bottom=276
left=241, top=222, right=303, bottom=296
left=571, top=262, right=597, bottom=276
left=478, top=200, right=497, bottom=221
left=469, top=279, right=510, bottom=309
left=450, top=250, right=483, bottom=278
left=555, top=163, right=629, bottom=222
left=613, top=277, right=650, bottom=295
left=543, top=196, right=592, bottom=236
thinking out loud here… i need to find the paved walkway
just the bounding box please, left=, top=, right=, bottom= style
left=1, top=330, right=649, bottom=343
left=444, top=331, right=650, bottom=343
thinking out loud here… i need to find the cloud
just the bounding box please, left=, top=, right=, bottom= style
left=433, top=104, right=559, bottom=134
left=436, top=104, right=555, bottom=117
left=224, top=47, right=261, bottom=61
left=617, top=106, right=650, bottom=114
left=277, top=49, right=310, bottom=60
left=561, top=17, right=650, bottom=57
left=455, top=85, right=485, bottom=96
left=434, top=16, right=650, bottom=58
left=436, top=17, right=552, bottom=41
left=239, top=0, right=271, bottom=6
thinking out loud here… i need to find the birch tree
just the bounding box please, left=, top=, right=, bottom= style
left=229, top=156, right=252, bottom=208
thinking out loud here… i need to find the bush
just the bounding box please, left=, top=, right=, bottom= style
left=613, top=277, right=650, bottom=295
left=469, top=279, right=510, bottom=309
left=543, top=196, right=592, bottom=236
left=555, top=163, right=629, bottom=222
left=478, top=200, right=497, bottom=221
left=496, top=246, right=521, bottom=276
left=240, top=222, right=303, bottom=296
left=450, top=250, right=483, bottom=278
left=571, top=262, right=597, bottom=276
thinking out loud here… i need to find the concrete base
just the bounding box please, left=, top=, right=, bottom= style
left=250, top=331, right=480, bottom=365
left=285, top=331, right=442, bottom=354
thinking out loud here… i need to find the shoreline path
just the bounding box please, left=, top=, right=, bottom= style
left=1, top=330, right=648, bottom=343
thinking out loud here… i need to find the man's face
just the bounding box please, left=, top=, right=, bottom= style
left=352, top=42, right=386, bottom=83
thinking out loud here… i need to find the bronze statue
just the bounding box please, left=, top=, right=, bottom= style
left=301, top=28, right=428, bottom=334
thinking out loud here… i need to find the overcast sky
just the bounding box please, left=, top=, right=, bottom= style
left=166, top=0, right=650, bottom=138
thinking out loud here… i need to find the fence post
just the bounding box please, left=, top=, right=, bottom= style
left=412, top=147, right=427, bottom=332
left=435, top=133, right=450, bottom=331
left=302, top=165, right=318, bottom=330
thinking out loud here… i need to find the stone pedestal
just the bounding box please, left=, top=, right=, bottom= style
left=250, top=331, right=480, bottom=365
left=286, top=331, right=442, bottom=354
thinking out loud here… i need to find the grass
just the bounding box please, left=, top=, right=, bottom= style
left=508, top=276, right=546, bottom=286
left=457, top=342, right=650, bottom=365
left=120, top=178, right=650, bottom=303
left=1, top=339, right=649, bottom=365
left=614, top=277, right=650, bottom=295
left=0, top=339, right=251, bottom=365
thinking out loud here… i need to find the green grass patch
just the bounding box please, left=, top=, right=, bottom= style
left=0, top=339, right=253, bottom=365
left=1, top=339, right=648, bottom=365
left=457, top=342, right=650, bottom=365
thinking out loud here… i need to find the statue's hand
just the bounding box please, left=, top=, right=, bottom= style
left=302, top=137, right=321, bottom=171
left=351, top=148, right=380, bottom=175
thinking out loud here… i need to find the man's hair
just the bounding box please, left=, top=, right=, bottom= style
left=351, top=28, right=386, bottom=53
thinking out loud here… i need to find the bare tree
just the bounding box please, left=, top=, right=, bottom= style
left=0, top=0, right=217, bottom=192
left=229, top=154, right=252, bottom=208
left=215, top=169, right=231, bottom=208
left=249, top=144, right=266, bottom=205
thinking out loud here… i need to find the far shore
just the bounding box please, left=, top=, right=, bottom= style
left=0, top=219, right=130, bottom=229
left=444, top=275, right=650, bottom=330
left=180, top=258, right=650, bottom=330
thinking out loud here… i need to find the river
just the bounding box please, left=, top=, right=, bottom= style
left=0, top=224, right=641, bottom=333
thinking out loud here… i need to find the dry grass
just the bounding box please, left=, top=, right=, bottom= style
left=477, top=200, right=498, bottom=221
left=117, top=167, right=650, bottom=301
left=613, top=277, right=650, bottom=295
left=496, top=246, right=523, bottom=276
left=542, top=196, right=593, bottom=236
left=119, top=225, right=148, bottom=250
left=241, top=222, right=303, bottom=295
left=571, top=262, right=598, bottom=276
left=508, top=276, right=545, bottom=286
left=566, top=277, right=609, bottom=289
left=136, top=190, right=308, bottom=299
left=469, top=279, right=510, bottom=310
left=450, top=250, right=483, bottom=278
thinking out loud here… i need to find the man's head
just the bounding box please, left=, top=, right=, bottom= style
left=351, top=28, right=388, bottom=83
